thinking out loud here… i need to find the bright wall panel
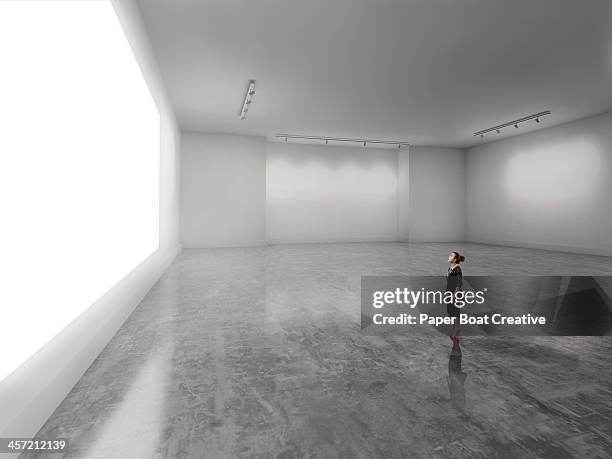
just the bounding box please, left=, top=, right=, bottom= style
left=0, top=0, right=160, bottom=383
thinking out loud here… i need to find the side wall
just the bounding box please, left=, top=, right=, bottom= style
left=0, top=0, right=182, bottom=443
left=180, top=132, right=267, bottom=248
left=408, top=147, right=466, bottom=242
left=466, top=111, right=612, bottom=255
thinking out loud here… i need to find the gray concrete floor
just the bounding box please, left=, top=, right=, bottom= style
left=25, top=243, right=612, bottom=458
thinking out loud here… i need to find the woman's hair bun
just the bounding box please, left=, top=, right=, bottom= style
left=451, top=251, right=465, bottom=263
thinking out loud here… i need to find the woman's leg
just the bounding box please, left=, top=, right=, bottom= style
left=452, top=319, right=460, bottom=338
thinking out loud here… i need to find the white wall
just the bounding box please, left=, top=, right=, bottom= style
left=0, top=0, right=181, bottom=445
left=180, top=139, right=468, bottom=246
left=466, top=111, right=612, bottom=255
left=266, top=142, right=399, bottom=243
left=397, top=149, right=410, bottom=242
left=408, top=147, right=465, bottom=242
left=181, top=132, right=266, bottom=247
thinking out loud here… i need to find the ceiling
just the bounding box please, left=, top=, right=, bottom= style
left=136, top=0, right=612, bottom=148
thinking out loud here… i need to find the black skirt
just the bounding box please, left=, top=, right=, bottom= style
left=446, top=266, right=463, bottom=319
left=447, top=303, right=461, bottom=318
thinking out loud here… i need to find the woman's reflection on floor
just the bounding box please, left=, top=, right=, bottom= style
left=448, top=340, right=467, bottom=411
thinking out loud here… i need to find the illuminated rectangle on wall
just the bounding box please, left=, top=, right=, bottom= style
left=266, top=142, right=398, bottom=243
left=0, top=1, right=160, bottom=383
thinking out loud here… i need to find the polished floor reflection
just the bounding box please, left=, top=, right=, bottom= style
left=26, top=243, right=612, bottom=458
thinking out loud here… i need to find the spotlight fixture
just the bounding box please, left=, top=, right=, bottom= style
left=473, top=110, right=550, bottom=139
left=274, top=134, right=410, bottom=149
left=239, top=80, right=256, bottom=120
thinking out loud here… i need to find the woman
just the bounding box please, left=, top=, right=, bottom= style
left=446, top=251, right=465, bottom=342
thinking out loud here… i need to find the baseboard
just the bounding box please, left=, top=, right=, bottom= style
left=407, top=237, right=467, bottom=244
left=182, top=240, right=268, bottom=248
left=465, top=237, right=612, bottom=257
left=0, top=244, right=182, bottom=446
left=266, top=236, right=399, bottom=245
left=183, top=238, right=401, bottom=247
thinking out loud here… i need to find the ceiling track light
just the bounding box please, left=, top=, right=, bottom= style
left=274, top=134, right=410, bottom=149
left=473, top=110, right=551, bottom=139
left=239, top=80, right=256, bottom=120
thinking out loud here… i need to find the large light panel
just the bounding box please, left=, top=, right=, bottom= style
left=0, top=1, right=160, bottom=383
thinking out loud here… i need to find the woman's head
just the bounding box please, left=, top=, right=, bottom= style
left=448, top=251, right=465, bottom=264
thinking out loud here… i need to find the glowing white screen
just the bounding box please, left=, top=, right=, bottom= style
left=0, top=1, right=160, bottom=382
